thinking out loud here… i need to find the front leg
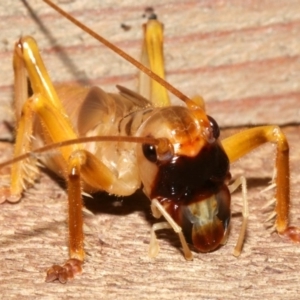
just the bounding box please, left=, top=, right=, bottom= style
left=45, top=148, right=120, bottom=283
left=45, top=151, right=89, bottom=283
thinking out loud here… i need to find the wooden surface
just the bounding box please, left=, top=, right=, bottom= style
left=0, top=1, right=300, bottom=299
left=1, top=0, right=300, bottom=127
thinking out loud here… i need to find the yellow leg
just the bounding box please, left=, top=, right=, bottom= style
left=15, top=36, right=67, bottom=113
left=139, top=16, right=170, bottom=107
left=228, top=176, right=248, bottom=257
left=46, top=152, right=84, bottom=283
left=67, top=152, right=85, bottom=261
left=7, top=91, right=80, bottom=202
left=45, top=147, right=122, bottom=283
left=222, top=126, right=300, bottom=241
left=8, top=35, right=122, bottom=282
left=7, top=36, right=80, bottom=201
left=13, top=39, right=28, bottom=121
left=9, top=96, right=37, bottom=201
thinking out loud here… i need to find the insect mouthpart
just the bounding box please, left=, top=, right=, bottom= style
left=181, top=186, right=231, bottom=252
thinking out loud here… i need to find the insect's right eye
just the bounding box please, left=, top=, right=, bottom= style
left=207, top=115, right=220, bottom=139
left=142, top=144, right=157, bottom=163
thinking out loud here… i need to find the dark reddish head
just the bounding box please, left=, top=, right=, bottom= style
left=136, top=106, right=231, bottom=252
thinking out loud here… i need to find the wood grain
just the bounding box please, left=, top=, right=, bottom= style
left=0, top=0, right=300, bottom=128
left=0, top=1, right=300, bottom=299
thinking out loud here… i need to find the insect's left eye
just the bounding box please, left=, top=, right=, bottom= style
left=142, top=144, right=157, bottom=163
left=207, top=115, right=220, bottom=139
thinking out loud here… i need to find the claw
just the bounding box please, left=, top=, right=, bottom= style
left=45, top=259, right=83, bottom=283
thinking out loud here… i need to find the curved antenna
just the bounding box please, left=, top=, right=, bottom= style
left=42, top=0, right=191, bottom=104
left=0, top=136, right=159, bottom=169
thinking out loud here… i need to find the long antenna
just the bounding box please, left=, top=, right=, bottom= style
left=0, top=136, right=159, bottom=169
left=42, top=0, right=191, bottom=104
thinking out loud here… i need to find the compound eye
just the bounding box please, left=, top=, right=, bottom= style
left=142, top=144, right=157, bottom=163
left=207, top=115, right=220, bottom=139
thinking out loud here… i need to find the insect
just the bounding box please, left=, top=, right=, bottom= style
left=0, top=0, right=299, bottom=284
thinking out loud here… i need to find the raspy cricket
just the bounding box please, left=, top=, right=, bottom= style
left=0, top=0, right=299, bottom=284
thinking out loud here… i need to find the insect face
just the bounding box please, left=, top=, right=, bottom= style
left=136, top=105, right=231, bottom=252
